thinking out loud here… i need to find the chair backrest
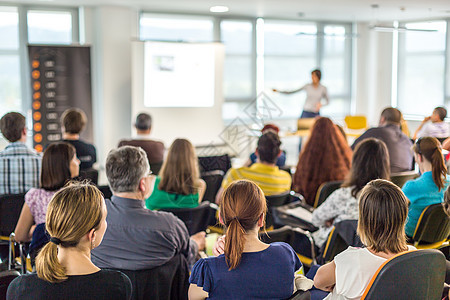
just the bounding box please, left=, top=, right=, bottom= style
left=198, top=154, right=231, bottom=174
left=344, top=115, right=367, bottom=130
left=161, top=202, right=216, bottom=235
left=390, top=171, right=419, bottom=188
left=150, top=162, right=163, bottom=176
left=97, top=185, right=113, bottom=200
left=78, top=168, right=99, bottom=185
left=361, top=250, right=446, bottom=300
left=266, top=192, right=291, bottom=228
left=201, top=170, right=225, bottom=202
left=286, top=290, right=311, bottom=300
left=117, top=254, right=189, bottom=300
left=0, top=193, right=26, bottom=237
left=297, top=118, right=316, bottom=131
left=259, top=226, right=295, bottom=245
left=313, top=181, right=343, bottom=208
left=412, top=203, right=450, bottom=245
left=0, top=269, right=20, bottom=299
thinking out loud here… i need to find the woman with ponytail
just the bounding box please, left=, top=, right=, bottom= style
left=403, top=137, right=450, bottom=237
left=7, top=182, right=131, bottom=300
left=189, top=180, right=301, bottom=299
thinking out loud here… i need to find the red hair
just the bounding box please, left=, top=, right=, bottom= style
left=293, top=117, right=352, bottom=205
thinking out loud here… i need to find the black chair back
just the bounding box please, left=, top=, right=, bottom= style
left=161, top=202, right=217, bottom=235
left=265, top=192, right=291, bottom=228
left=117, top=254, right=189, bottom=300
left=0, top=193, right=26, bottom=237
left=390, top=171, right=419, bottom=188
left=313, top=181, right=343, bottom=208
left=198, top=154, right=231, bottom=174
left=319, top=220, right=361, bottom=264
left=0, top=269, right=20, bottom=299
left=97, top=185, right=113, bottom=200
left=201, top=170, right=224, bottom=202
left=361, top=250, right=446, bottom=300
left=287, top=290, right=311, bottom=300
left=150, top=162, right=163, bottom=176
left=411, top=203, right=450, bottom=245
left=78, top=168, right=99, bottom=185
left=259, top=226, right=295, bottom=245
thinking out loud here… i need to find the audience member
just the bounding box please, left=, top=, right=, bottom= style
left=0, top=112, right=41, bottom=195
left=216, top=132, right=291, bottom=203
left=403, top=137, right=449, bottom=237
left=7, top=182, right=132, bottom=300
left=91, top=146, right=205, bottom=271
left=146, top=138, right=206, bottom=210
left=189, top=180, right=301, bottom=299
left=118, top=113, right=165, bottom=173
left=61, top=108, right=97, bottom=170
left=352, top=107, right=413, bottom=173
left=244, top=124, right=286, bottom=168
left=14, top=142, right=80, bottom=243
left=313, top=179, right=415, bottom=299
left=293, top=117, right=352, bottom=206
left=413, top=106, right=449, bottom=140
left=311, top=138, right=390, bottom=247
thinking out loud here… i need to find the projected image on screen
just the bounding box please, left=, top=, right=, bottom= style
left=144, top=42, right=215, bottom=107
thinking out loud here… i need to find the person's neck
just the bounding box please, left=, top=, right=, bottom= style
left=63, top=133, right=80, bottom=140
left=114, top=191, right=146, bottom=201
left=57, top=245, right=99, bottom=276
left=419, top=161, right=433, bottom=173
left=242, top=230, right=269, bottom=253
left=367, top=246, right=407, bottom=260
left=256, top=160, right=276, bottom=167
left=136, top=129, right=151, bottom=136
left=17, top=135, right=27, bottom=143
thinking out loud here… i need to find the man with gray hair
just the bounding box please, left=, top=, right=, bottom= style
left=92, top=146, right=205, bottom=271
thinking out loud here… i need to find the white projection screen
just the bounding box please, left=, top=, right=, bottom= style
left=144, top=41, right=216, bottom=107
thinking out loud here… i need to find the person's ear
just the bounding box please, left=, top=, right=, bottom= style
left=87, top=228, right=96, bottom=243
left=257, top=213, right=265, bottom=227
left=218, top=212, right=224, bottom=225
left=277, top=150, right=282, bottom=157
left=22, top=127, right=27, bottom=136
left=255, top=149, right=259, bottom=157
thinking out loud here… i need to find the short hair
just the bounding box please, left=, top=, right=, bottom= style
left=380, top=107, right=401, bottom=124
left=61, top=108, right=87, bottom=134
left=0, top=112, right=26, bottom=142
left=257, top=132, right=281, bottom=164
left=434, top=107, right=447, bottom=121
left=106, top=146, right=149, bottom=193
left=357, top=179, right=408, bottom=254
left=41, top=142, right=76, bottom=191
left=312, top=69, right=322, bottom=81
left=135, top=113, right=152, bottom=130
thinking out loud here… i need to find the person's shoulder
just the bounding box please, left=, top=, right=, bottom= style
left=98, top=269, right=131, bottom=283
left=269, top=242, right=296, bottom=255
left=334, top=246, right=364, bottom=261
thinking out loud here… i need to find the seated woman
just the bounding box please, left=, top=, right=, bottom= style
left=146, top=138, right=206, bottom=210
left=293, top=117, right=352, bottom=206
left=403, top=137, right=450, bottom=238
left=311, top=138, right=390, bottom=247
left=189, top=180, right=301, bottom=299
left=313, top=179, right=415, bottom=299
left=244, top=124, right=286, bottom=168
left=14, top=142, right=80, bottom=243
left=7, top=182, right=131, bottom=300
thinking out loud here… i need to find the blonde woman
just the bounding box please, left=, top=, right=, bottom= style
left=7, top=183, right=131, bottom=300
left=146, top=138, right=206, bottom=210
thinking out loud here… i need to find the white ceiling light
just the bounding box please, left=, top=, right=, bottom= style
left=210, top=6, right=229, bottom=13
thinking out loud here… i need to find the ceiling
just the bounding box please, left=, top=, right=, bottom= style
left=2, top=0, right=450, bottom=22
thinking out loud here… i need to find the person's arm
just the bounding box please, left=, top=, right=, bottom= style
left=273, top=85, right=305, bottom=95
left=311, top=189, right=343, bottom=227
left=314, top=261, right=336, bottom=292
left=413, top=116, right=431, bottom=140
left=188, top=284, right=209, bottom=300
left=14, top=203, right=35, bottom=243
left=443, top=137, right=450, bottom=151
left=197, top=179, right=206, bottom=203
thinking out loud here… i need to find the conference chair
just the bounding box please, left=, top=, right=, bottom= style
left=78, top=168, right=99, bottom=185
left=287, top=290, right=311, bottom=300
left=0, top=193, right=26, bottom=263
left=390, top=171, right=419, bottom=188
left=200, top=170, right=224, bottom=202
left=161, top=202, right=218, bottom=235
left=0, top=269, right=20, bottom=299
left=150, top=161, right=163, bottom=176
left=198, top=154, right=231, bottom=174
left=313, top=181, right=343, bottom=209
left=97, top=185, right=113, bottom=200
left=266, top=191, right=292, bottom=229
left=259, top=225, right=295, bottom=245
left=361, top=250, right=446, bottom=300
left=409, top=203, right=450, bottom=249
left=116, top=254, right=189, bottom=300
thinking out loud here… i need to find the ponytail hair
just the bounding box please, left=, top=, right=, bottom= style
left=219, top=180, right=267, bottom=270
left=36, top=182, right=104, bottom=283
left=413, top=137, right=447, bottom=190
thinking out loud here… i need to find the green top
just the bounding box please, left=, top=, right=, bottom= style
left=145, top=176, right=200, bottom=210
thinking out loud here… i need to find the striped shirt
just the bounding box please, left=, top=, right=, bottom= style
left=0, top=142, right=41, bottom=195
left=221, top=163, right=291, bottom=195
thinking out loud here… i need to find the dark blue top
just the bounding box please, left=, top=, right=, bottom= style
left=189, top=242, right=301, bottom=299
left=250, top=152, right=286, bottom=167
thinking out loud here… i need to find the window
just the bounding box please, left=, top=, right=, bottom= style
left=397, top=21, right=447, bottom=117
left=27, top=10, right=73, bottom=44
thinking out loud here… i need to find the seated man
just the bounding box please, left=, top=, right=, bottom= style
left=215, top=132, right=291, bottom=204
left=0, top=112, right=41, bottom=195
left=118, top=113, right=165, bottom=174
left=352, top=107, right=413, bottom=173
left=61, top=108, right=97, bottom=171
left=91, top=146, right=205, bottom=271
left=413, top=106, right=449, bottom=140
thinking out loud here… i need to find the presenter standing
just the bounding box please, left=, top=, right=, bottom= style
left=272, top=69, right=329, bottom=118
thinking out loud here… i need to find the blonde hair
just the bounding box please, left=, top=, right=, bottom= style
left=35, top=182, right=104, bottom=283
left=220, top=180, right=267, bottom=270
left=357, top=179, right=408, bottom=254
left=159, top=138, right=201, bottom=195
